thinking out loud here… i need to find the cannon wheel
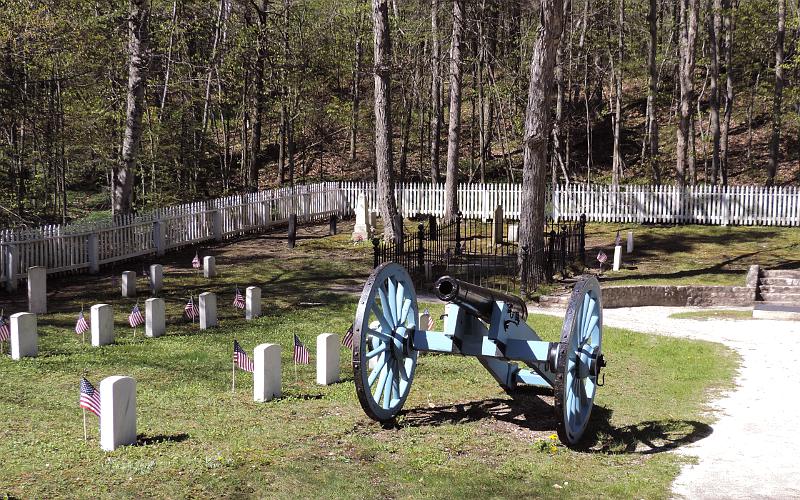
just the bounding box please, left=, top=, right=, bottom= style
left=554, top=275, right=603, bottom=446
left=353, top=262, right=419, bottom=422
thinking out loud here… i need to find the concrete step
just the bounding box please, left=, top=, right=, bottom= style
left=759, top=291, right=800, bottom=304
left=753, top=302, right=800, bottom=320
left=761, top=269, right=800, bottom=279
left=759, top=285, right=800, bottom=294
left=759, top=277, right=800, bottom=287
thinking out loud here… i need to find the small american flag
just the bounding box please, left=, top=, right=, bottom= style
left=423, top=308, right=435, bottom=330
left=185, top=296, right=198, bottom=320
left=233, top=340, right=254, bottom=372
left=79, top=377, right=101, bottom=417
left=293, top=334, right=310, bottom=364
left=75, top=310, right=90, bottom=335
left=342, top=323, right=354, bottom=349
left=128, top=304, right=145, bottom=328
left=192, top=253, right=201, bottom=269
left=232, top=288, right=245, bottom=310
left=597, top=250, right=608, bottom=264
left=0, top=315, right=10, bottom=342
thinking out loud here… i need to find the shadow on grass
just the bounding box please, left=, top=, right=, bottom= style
left=135, top=432, right=190, bottom=446
left=395, top=394, right=712, bottom=455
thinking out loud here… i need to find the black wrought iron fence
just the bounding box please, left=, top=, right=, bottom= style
left=373, top=212, right=587, bottom=296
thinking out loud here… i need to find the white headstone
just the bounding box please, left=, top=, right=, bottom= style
left=145, top=298, right=165, bottom=338
left=91, top=304, right=114, bottom=346
left=149, top=264, right=163, bottom=293
left=99, top=376, right=137, bottom=451
left=352, top=192, right=370, bottom=240
left=613, top=245, right=622, bottom=272
left=626, top=231, right=634, bottom=253
left=419, top=311, right=431, bottom=331
left=507, top=223, right=519, bottom=243
left=492, top=206, right=504, bottom=245
left=10, top=312, right=37, bottom=360
left=121, top=271, right=136, bottom=298
left=316, top=333, right=339, bottom=385
left=246, top=286, right=261, bottom=320
left=27, top=266, right=47, bottom=314
left=199, top=292, right=217, bottom=329
left=203, top=256, right=216, bottom=278
left=254, top=343, right=281, bottom=402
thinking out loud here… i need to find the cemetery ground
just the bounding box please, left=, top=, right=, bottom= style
left=1, top=220, right=753, bottom=498
left=584, top=223, right=800, bottom=287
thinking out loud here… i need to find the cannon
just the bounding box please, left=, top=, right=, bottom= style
left=352, top=263, right=606, bottom=445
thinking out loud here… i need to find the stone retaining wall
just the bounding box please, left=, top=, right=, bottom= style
left=601, top=285, right=756, bottom=308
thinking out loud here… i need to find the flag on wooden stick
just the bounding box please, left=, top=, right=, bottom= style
left=0, top=314, right=10, bottom=342
left=232, top=287, right=245, bottom=310
left=233, top=340, right=254, bottom=372
left=75, top=310, right=90, bottom=335
left=342, top=324, right=354, bottom=349
left=185, top=296, right=198, bottom=320
left=79, top=377, right=101, bottom=417
left=128, top=304, right=145, bottom=328
left=192, top=253, right=201, bottom=269
left=597, top=250, right=608, bottom=273
left=423, top=308, right=435, bottom=330
left=293, top=334, right=310, bottom=364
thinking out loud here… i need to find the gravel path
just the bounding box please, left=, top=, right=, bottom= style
left=542, top=306, right=800, bottom=499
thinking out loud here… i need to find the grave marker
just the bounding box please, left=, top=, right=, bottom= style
left=246, top=286, right=261, bottom=320
left=99, top=376, right=137, bottom=451
left=91, top=304, right=114, bottom=346
left=613, top=245, right=622, bottom=272
left=627, top=231, right=634, bottom=253
left=199, top=292, right=217, bottom=329
left=149, top=264, right=163, bottom=293
left=27, top=266, right=47, bottom=314
left=288, top=214, right=297, bottom=248
left=10, top=312, right=37, bottom=360
left=121, top=271, right=136, bottom=297
left=203, top=256, right=217, bottom=278
left=254, top=343, right=281, bottom=402
left=145, top=298, right=165, bottom=338
left=492, top=206, right=504, bottom=245
left=352, top=192, right=370, bottom=240
left=316, top=333, right=339, bottom=385
left=507, top=223, right=519, bottom=243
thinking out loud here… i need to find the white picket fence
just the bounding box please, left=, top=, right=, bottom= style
left=340, top=181, right=800, bottom=226
left=1, top=183, right=346, bottom=290
left=3, top=181, right=799, bottom=290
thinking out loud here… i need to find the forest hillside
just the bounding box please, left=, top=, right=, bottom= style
left=0, top=0, right=798, bottom=227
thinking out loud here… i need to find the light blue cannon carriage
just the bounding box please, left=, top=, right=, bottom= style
left=352, top=263, right=606, bottom=445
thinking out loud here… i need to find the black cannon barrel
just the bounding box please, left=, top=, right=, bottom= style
left=433, top=276, right=528, bottom=322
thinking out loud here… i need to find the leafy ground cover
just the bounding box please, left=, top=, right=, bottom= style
left=668, top=309, right=754, bottom=321
left=0, top=222, right=737, bottom=498
left=585, top=223, right=800, bottom=286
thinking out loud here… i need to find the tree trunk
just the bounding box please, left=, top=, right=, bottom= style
left=611, top=0, right=624, bottom=185
left=114, top=0, right=149, bottom=216
left=350, top=32, right=363, bottom=163
left=676, top=0, right=698, bottom=188
left=430, top=0, right=443, bottom=182
left=250, top=0, right=268, bottom=190
left=708, top=0, right=722, bottom=184
left=720, top=0, right=735, bottom=185
left=646, top=0, right=661, bottom=184
left=518, top=0, right=563, bottom=272
left=444, top=0, right=464, bottom=222
left=373, top=0, right=399, bottom=241
left=767, top=0, right=786, bottom=186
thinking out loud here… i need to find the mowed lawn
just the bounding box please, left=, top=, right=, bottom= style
left=0, top=223, right=737, bottom=498
left=585, top=223, right=800, bottom=286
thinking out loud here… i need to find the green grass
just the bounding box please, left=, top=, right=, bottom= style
left=668, top=309, right=754, bottom=321
left=0, top=222, right=738, bottom=498
left=586, top=223, right=800, bottom=286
